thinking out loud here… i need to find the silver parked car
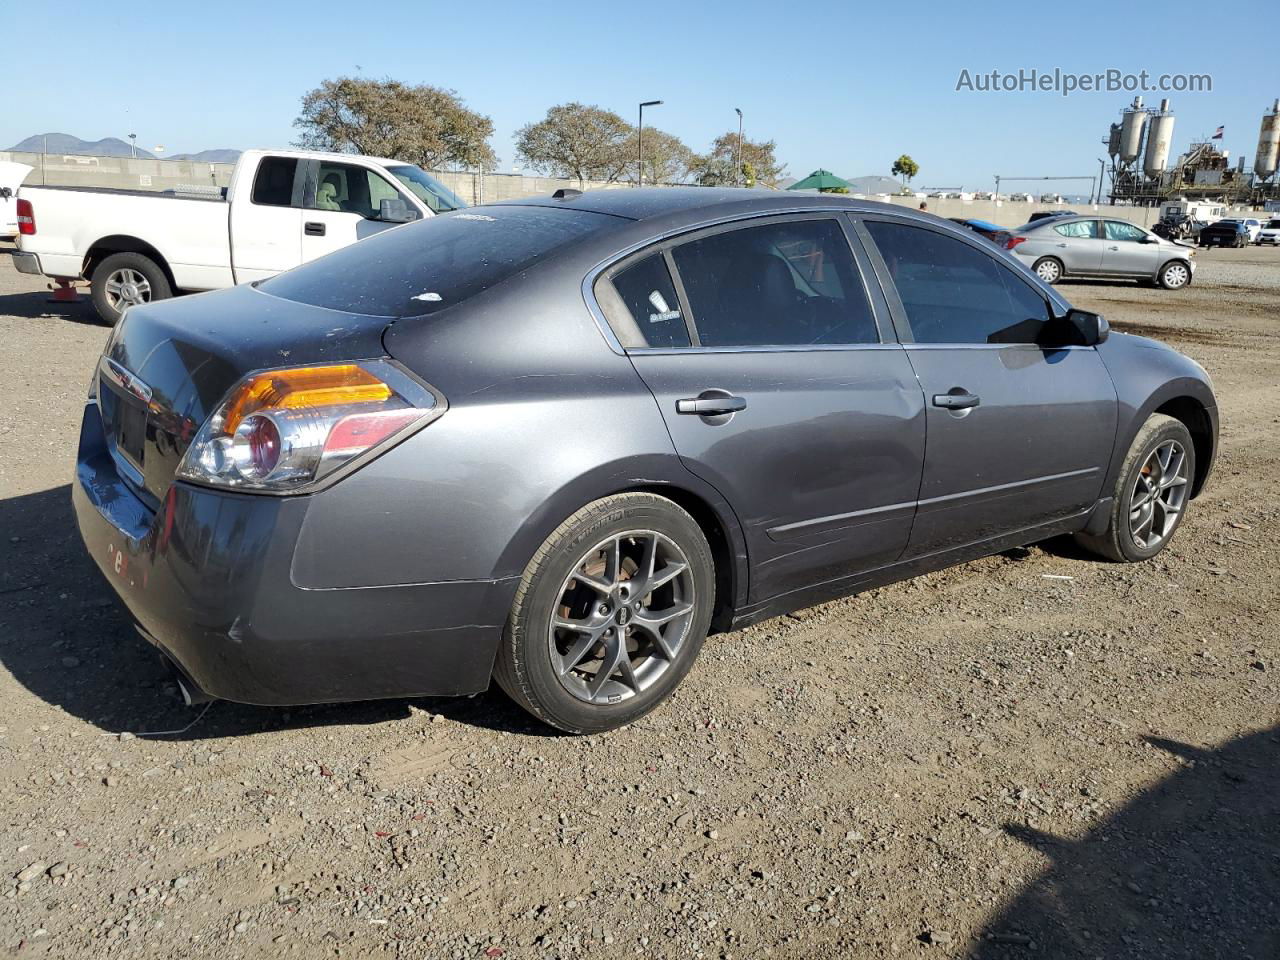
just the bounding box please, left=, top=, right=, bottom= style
left=1007, top=215, right=1196, bottom=289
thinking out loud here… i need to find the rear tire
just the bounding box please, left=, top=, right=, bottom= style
left=1032, top=257, right=1063, bottom=284
left=494, top=493, right=715, bottom=734
left=90, top=252, right=171, bottom=326
left=1075, top=413, right=1195, bottom=563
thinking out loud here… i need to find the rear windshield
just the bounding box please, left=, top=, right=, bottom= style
left=259, top=205, right=618, bottom=317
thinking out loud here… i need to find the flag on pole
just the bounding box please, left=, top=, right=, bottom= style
left=1212, top=125, right=1225, bottom=139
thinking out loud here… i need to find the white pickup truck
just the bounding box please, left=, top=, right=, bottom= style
left=12, top=149, right=466, bottom=323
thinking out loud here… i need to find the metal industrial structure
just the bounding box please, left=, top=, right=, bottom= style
left=1105, top=96, right=1280, bottom=207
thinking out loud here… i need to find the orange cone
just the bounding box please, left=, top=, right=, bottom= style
left=48, top=280, right=82, bottom=303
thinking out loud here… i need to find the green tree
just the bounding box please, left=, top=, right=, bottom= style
left=515, top=103, right=634, bottom=184
left=294, top=77, right=496, bottom=171
left=623, top=127, right=696, bottom=185
left=691, top=133, right=786, bottom=188
left=891, top=154, right=920, bottom=191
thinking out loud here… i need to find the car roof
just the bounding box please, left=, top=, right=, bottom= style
left=492, top=185, right=943, bottom=226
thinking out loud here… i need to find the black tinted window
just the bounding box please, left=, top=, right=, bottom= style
left=260, top=207, right=616, bottom=317
left=252, top=157, right=299, bottom=207
left=610, top=254, right=690, bottom=348
left=671, top=219, right=878, bottom=347
left=865, top=221, right=1049, bottom=345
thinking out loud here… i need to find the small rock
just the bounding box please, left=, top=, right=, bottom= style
left=706, top=829, right=720, bottom=840
left=61, top=656, right=81, bottom=668
left=118, top=732, right=135, bottom=741
left=924, top=930, right=953, bottom=946
left=47, top=863, right=69, bottom=879
left=234, top=921, right=249, bottom=933
left=15, top=862, right=47, bottom=883
left=1251, top=660, right=1267, bottom=672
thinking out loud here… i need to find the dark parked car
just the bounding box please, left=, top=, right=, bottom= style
left=1198, top=219, right=1251, bottom=248
left=73, top=190, right=1218, bottom=733
left=1026, top=210, right=1077, bottom=223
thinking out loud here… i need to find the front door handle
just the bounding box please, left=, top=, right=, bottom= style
left=1107, top=245, right=1119, bottom=251
left=676, top=394, right=747, bottom=416
left=932, top=391, right=980, bottom=410
left=305, top=221, right=326, bottom=236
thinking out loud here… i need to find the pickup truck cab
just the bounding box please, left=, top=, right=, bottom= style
left=12, top=149, right=466, bottom=323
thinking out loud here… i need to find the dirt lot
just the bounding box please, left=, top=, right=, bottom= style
left=1, top=242, right=1276, bottom=960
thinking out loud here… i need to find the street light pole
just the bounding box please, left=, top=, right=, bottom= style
left=734, top=108, right=744, bottom=185
left=129, top=133, right=137, bottom=159
left=637, top=100, right=663, bottom=187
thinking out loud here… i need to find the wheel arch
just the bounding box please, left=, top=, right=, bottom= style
left=1154, top=395, right=1215, bottom=497
left=82, top=236, right=177, bottom=291
left=492, top=461, right=750, bottom=636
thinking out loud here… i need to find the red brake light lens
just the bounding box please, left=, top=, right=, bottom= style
left=16, top=198, right=35, bottom=235
left=1005, top=236, right=1026, bottom=250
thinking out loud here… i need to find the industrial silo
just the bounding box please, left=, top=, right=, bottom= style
left=1256, top=99, right=1280, bottom=180
left=1107, top=123, right=1121, bottom=158
left=1143, top=99, right=1175, bottom=178
left=1119, top=96, right=1147, bottom=164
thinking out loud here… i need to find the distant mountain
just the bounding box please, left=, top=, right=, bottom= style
left=7, top=132, right=155, bottom=158
left=167, top=149, right=241, bottom=163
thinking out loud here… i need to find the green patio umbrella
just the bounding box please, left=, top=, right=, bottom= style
left=786, top=169, right=851, bottom=192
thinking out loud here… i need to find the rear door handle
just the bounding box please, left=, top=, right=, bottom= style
left=676, top=395, right=747, bottom=416
left=304, top=221, right=326, bottom=236
left=932, top=391, right=980, bottom=410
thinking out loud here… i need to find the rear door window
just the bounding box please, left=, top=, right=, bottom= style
left=608, top=254, right=691, bottom=349
left=260, top=206, right=617, bottom=317
left=251, top=156, right=301, bottom=207
left=670, top=218, right=879, bottom=347
left=864, top=220, right=1050, bottom=345
left=1053, top=220, right=1098, bottom=239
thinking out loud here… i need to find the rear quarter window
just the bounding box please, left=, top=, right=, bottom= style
left=259, top=206, right=617, bottom=317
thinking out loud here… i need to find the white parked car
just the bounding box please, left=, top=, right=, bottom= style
left=12, top=149, right=466, bottom=323
left=0, top=160, right=33, bottom=237
left=1258, top=218, right=1280, bottom=245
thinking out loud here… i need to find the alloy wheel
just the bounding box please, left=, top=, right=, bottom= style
left=548, top=531, right=695, bottom=705
left=104, top=268, right=153, bottom=311
left=1128, top=439, right=1189, bottom=549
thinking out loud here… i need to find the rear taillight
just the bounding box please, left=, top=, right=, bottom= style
left=1004, top=236, right=1026, bottom=250
left=16, top=198, right=35, bottom=235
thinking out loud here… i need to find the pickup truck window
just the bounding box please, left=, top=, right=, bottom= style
left=252, top=157, right=301, bottom=207
left=259, top=206, right=617, bottom=317
left=387, top=165, right=466, bottom=213
left=312, top=162, right=405, bottom=219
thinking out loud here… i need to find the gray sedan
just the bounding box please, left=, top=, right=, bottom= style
left=72, top=190, right=1217, bottom=733
left=1008, top=215, right=1197, bottom=289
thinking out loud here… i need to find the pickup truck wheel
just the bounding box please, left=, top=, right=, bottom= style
left=1074, top=414, right=1195, bottom=563
left=91, top=252, right=171, bottom=325
left=494, top=493, right=715, bottom=734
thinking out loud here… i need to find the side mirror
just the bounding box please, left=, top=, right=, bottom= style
left=1139, top=234, right=1155, bottom=243
left=378, top=198, right=418, bottom=224
left=1066, top=308, right=1109, bottom=346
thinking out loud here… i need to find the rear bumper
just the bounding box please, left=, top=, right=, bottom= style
left=11, top=250, right=41, bottom=275
left=71, top=402, right=517, bottom=705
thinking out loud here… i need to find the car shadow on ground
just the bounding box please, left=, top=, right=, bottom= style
left=0, top=287, right=101, bottom=325
left=0, top=485, right=558, bottom=741
left=970, top=723, right=1279, bottom=959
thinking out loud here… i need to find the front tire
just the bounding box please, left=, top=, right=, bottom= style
left=1075, top=414, right=1195, bottom=562
left=494, top=493, right=715, bottom=734
left=1158, top=260, right=1191, bottom=290
left=90, top=252, right=172, bottom=326
left=1033, top=257, right=1063, bottom=284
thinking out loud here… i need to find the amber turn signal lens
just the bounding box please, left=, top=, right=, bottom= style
left=222, top=364, right=392, bottom=435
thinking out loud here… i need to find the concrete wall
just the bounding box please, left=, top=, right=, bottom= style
left=3, top=150, right=1264, bottom=227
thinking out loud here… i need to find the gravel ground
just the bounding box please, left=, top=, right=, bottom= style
left=1, top=241, right=1276, bottom=960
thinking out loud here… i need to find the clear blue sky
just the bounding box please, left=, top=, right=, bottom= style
left=8, top=0, right=1276, bottom=189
